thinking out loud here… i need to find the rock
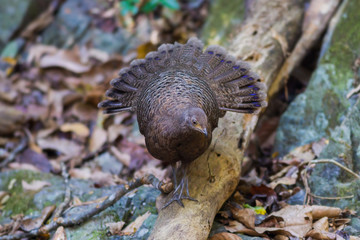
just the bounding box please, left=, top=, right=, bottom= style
left=274, top=0, right=360, bottom=235
left=0, top=170, right=160, bottom=239
left=40, top=0, right=139, bottom=54
left=274, top=0, right=360, bottom=156
left=0, top=0, right=50, bottom=51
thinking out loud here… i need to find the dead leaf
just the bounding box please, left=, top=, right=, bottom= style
left=105, top=221, right=125, bottom=235
left=229, top=205, right=255, bottom=229
left=109, top=146, right=131, bottom=167
left=27, top=44, right=58, bottom=64
left=313, top=217, right=329, bottom=231
left=37, top=137, right=83, bottom=157
left=121, top=211, right=151, bottom=235
left=9, top=162, right=41, bottom=172
left=17, top=149, right=52, bottom=173
left=22, top=180, right=51, bottom=192
left=0, top=104, right=27, bottom=135
left=69, top=168, right=115, bottom=186
left=39, top=49, right=91, bottom=74
left=119, top=139, right=153, bottom=171
left=60, top=122, right=90, bottom=137
left=311, top=138, right=329, bottom=157
left=280, top=144, right=315, bottom=164
left=69, top=168, right=92, bottom=179
left=71, top=102, right=98, bottom=122
left=225, top=220, right=262, bottom=237
left=257, top=205, right=313, bottom=237
left=52, top=226, right=67, bottom=240
left=269, top=176, right=297, bottom=189
left=306, top=229, right=336, bottom=240
left=89, top=127, right=107, bottom=153
left=0, top=191, right=9, bottom=206
left=71, top=196, right=108, bottom=207
left=107, top=124, right=131, bottom=142
left=21, top=205, right=55, bottom=232
left=311, top=205, right=341, bottom=219
left=209, top=232, right=242, bottom=240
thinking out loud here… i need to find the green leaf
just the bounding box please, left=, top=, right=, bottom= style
left=141, top=0, right=159, bottom=13
left=119, top=0, right=140, bottom=15
left=159, top=0, right=179, bottom=10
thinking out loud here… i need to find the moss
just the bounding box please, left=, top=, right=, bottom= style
left=90, top=230, right=108, bottom=240
left=201, top=0, right=245, bottom=46
left=0, top=170, right=48, bottom=219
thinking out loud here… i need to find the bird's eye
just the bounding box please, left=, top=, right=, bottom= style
left=192, top=119, right=197, bottom=125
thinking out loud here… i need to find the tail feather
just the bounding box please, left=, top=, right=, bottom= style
left=98, top=37, right=267, bottom=114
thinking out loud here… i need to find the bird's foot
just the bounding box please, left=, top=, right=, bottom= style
left=161, top=177, right=197, bottom=209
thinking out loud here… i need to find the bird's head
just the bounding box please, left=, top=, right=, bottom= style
left=183, top=107, right=209, bottom=137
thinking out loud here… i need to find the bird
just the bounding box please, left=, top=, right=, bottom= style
left=98, top=37, right=267, bottom=208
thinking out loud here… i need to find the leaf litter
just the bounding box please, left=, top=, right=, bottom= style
left=0, top=1, right=358, bottom=239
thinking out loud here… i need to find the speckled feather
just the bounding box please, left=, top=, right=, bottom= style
left=98, top=37, right=267, bottom=164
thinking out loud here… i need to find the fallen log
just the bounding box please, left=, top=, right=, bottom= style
left=149, top=1, right=304, bottom=239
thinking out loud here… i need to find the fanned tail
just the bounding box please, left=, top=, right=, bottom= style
left=98, top=37, right=267, bottom=114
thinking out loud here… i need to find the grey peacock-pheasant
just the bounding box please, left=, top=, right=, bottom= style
left=98, top=37, right=267, bottom=208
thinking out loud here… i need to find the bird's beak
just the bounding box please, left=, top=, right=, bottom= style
left=202, top=128, right=208, bottom=137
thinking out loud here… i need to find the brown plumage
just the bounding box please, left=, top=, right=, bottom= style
left=98, top=37, right=267, bottom=207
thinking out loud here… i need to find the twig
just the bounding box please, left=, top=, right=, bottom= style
left=0, top=174, right=164, bottom=240
left=0, top=133, right=28, bottom=169
left=309, top=159, right=360, bottom=179
left=308, top=192, right=354, bottom=200
left=53, top=162, right=71, bottom=219
left=301, top=158, right=360, bottom=205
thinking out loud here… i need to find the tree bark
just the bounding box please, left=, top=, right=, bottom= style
left=149, top=1, right=304, bottom=239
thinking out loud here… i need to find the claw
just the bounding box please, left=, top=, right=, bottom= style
left=162, top=164, right=197, bottom=209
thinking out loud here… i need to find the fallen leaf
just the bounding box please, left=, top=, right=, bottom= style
left=257, top=205, right=313, bottom=237
left=27, top=44, right=58, bottom=64
left=311, top=138, right=329, bottom=157
left=229, top=205, right=255, bottom=229
left=37, top=137, right=83, bottom=157
left=89, top=127, right=107, bottom=153
left=22, top=180, right=51, bottom=192
left=109, top=146, right=131, bottom=167
left=69, top=168, right=92, bottom=180
left=209, top=232, right=242, bottom=240
left=0, top=191, right=9, bottom=206
left=269, top=176, right=297, bottom=189
left=52, top=226, right=67, bottom=240
left=225, top=220, right=262, bottom=237
left=17, top=149, right=52, bottom=173
left=280, top=144, right=315, bottom=165
left=119, top=139, right=153, bottom=170
left=105, top=221, right=125, bottom=235
left=0, top=104, right=27, bottom=135
left=9, top=162, right=41, bottom=172
left=306, top=229, right=336, bottom=240
left=69, top=168, right=115, bottom=186
left=39, top=49, right=91, bottom=74
left=71, top=196, right=108, bottom=207
left=21, top=205, right=55, bottom=232
left=311, top=205, right=341, bottom=219
left=313, top=217, right=329, bottom=231
left=121, top=211, right=151, bottom=235
left=71, top=102, right=98, bottom=121
left=107, top=124, right=131, bottom=142
left=60, top=122, right=90, bottom=137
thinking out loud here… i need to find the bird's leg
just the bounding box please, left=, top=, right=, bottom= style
left=171, top=163, right=178, bottom=189
left=162, top=163, right=197, bottom=209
